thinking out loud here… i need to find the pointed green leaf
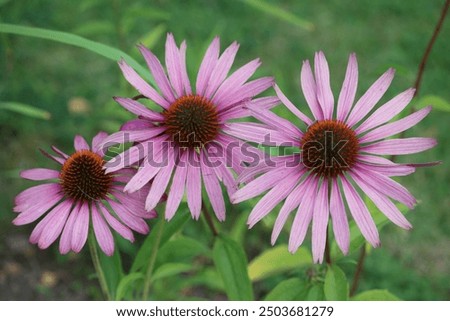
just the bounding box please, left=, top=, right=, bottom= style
left=416, top=95, right=450, bottom=112
left=324, top=265, right=348, bottom=300
left=98, top=246, right=124, bottom=299
left=351, top=289, right=400, bottom=301
left=131, top=213, right=190, bottom=272
left=115, top=272, right=144, bottom=301
left=248, top=245, right=311, bottom=281
left=0, top=23, right=152, bottom=82
left=151, top=263, right=192, bottom=282
left=213, top=235, right=253, bottom=300
left=305, top=284, right=325, bottom=301
left=0, top=101, right=51, bottom=120
left=156, top=236, right=210, bottom=265
left=264, top=278, right=309, bottom=301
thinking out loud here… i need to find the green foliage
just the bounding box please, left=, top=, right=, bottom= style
left=115, top=272, right=144, bottom=301
left=324, top=265, right=348, bottom=300
left=98, top=246, right=124, bottom=300
left=248, top=245, right=311, bottom=281
left=213, top=235, right=253, bottom=300
left=415, top=95, right=450, bottom=113
left=351, top=289, right=400, bottom=301
left=0, top=101, right=51, bottom=120
left=264, top=278, right=309, bottom=301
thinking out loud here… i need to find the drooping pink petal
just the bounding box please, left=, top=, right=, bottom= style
left=330, top=178, right=350, bottom=255
left=114, top=97, right=165, bottom=121
left=222, top=122, right=295, bottom=146
left=165, top=33, right=184, bottom=97
left=356, top=162, right=415, bottom=177
left=165, top=152, right=188, bottom=220
left=74, top=135, right=90, bottom=151
left=186, top=151, right=202, bottom=219
left=118, top=59, right=169, bottom=108
left=71, top=202, right=90, bottom=253
left=359, top=106, right=432, bottom=143
left=337, top=53, right=358, bottom=121
left=59, top=204, right=80, bottom=255
left=271, top=173, right=310, bottom=244
left=341, top=176, right=380, bottom=247
left=361, top=137, right=437, bottom=155
left=346, top=68, right=395, bottom=127
left=204, top=41, right=240, bottom=99
left=138, top=44, right=176, bottom=102
left=274, top=84, right=312, bottom=126
left=92, top=203, right=115, bottom=256
left=351, top=172, right=412, bottom=229
left=288, top=177, right=319, bottom=252
left=201, top=151, right=226, bottom=221
left=13, top=194, right=62, bottom=225
left=97, top=203, right=134, bottom=242
left=314, top=51, right=334, bottom=120
left=247, top=170, right=303, bottom=228
left=36, top=200, right=73, bottom=249
left=300, top=60, right=323, bottom=120
left=196, top=36, right=220, bottom=96
left=111, top=189, right=149, bottom=219
left=356, top=88, right=415, bottom=134
left=20, top=168, right=60, bottom=181
left=15, top=183, right=61, bottom=211
left=109, top=200, right=149, bottom=234
left=312, top=180, right=329, bottom=263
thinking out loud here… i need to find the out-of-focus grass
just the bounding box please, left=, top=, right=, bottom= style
left=0, top=0, right=448, bottom=300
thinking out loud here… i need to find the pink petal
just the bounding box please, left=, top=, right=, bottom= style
left=300, top=60, right=323, bottom=120
left=37, top=200, right=73, bottom=249
left=97, top=203, right=134, bottom=242
left=138, top=44, right=176, bottom=102
left=71, top=202, right=90, bottom=253
left=165, top=33, right=184, bottom=97
left=20, top=168, right=59, bottom=181
left=312, top=180, right=329, bottom=263
left=165, top=152, right=188, bottom=220
left=355, top=162, right=415, bottom=177
left=346, top=68, right=395, bottom=127
left=288, top=177, right=319, bottom=252
left=341, top=176, right=380, bottom=247
left=118, top=59, right=169, bottom=108
left=351, top=172, right=412, bottom=229
left=102, top=127, right=165, bottom=146
left=314, top=51, right=334, bottom=120
left=222, top=122, right=295, bottom=146
left=114, top=97, right=165, bottom=121
left=356, top=88, right=415, bottom=134
left=361, top=137, right=437, bottom=155
left=92, top=131, right=109, bottom=156
left=271, top=173, right=310, bottom=244
left=196, top=36, right=220, bottom=96
left=247, top=170, right=302, bottom=228
left=92, top=204, right=115, bottom=256
left=179, top=40, right=192, bottom=95
left=186, top=151, right=202, bottom=219
left=13, top=194, right=62, bottom=225
left=74, top=135, right=90, bottom=151
left=204, top=41, right=240, bottom=99
left=337, top=53, right=358, bottom=121
left=201, top=151, right=226, bottom=221
left=59, top=204, right=80, bottom=255
left=51, top=146, right=69, bottom=159
left=15, top=183, right=61, bottom=211
left=359, top=106, right=431, bottom=143
left=330, top=178, right=350, bottom=255
left=274, top=84, right=312, bottom=125
left=120, top=119, right=153, bottom=131
left=109, top=201, right=149, bottom=234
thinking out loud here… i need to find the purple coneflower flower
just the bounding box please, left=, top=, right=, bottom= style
left=13, top=133, right=155, bottom=256
left=104, top=33, right=273, bottom=221
left=231, top=52, right=437, bottom=263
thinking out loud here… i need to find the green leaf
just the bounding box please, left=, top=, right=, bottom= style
left=248, top=245, right=311, bottom=281
left=351, top=289, right=400, bottom=301
left=264, top=278, right=309, bottom=301
left=213, top=235, right=253, bottom=300
left=0, top=101, right=51, bottom=120
left=240, top=0, right=314, bottom=31
left=99, top=247, right=124, bottom=299
left=324, top=265, right=348, bottom=300
left=305, top=284, right=325, bottom=301
left=156, top=236, right=210, bottom=265
left=115, top=272, right=144, bottom=301
left=416, top=95, right=450, bottom=112
left=151, top=263, right=192, bottom=282
left=131, top=213, right=190, bottom=273
left=0, top=23, right=152, bottom=82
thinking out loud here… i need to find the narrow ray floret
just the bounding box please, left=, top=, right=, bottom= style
left=13, top=133, right=156, bottom=256
left=104, top=33, right=273, bottom=221
left=230, top=51, right=437, bottom=263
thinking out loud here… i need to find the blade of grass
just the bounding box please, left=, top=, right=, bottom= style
left=0, top=101, right=51, bottom=120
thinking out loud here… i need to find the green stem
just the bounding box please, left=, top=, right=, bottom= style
left=350, top=245, right=366, bottom=296
left=142, top=217, right=166, bottom=300
left=88, top=230, right=112, bottom=300
left=202, top=199, right=218, bottom=236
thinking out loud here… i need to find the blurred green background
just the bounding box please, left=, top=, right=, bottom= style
left=0, top=0, right=448, bottom=300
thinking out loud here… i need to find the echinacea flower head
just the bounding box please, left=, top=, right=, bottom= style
left=231, top=52, right=437, bottom=263
left=13, top=133, right=155, bottom=256
left=104, top=33, right=273, bottom=221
